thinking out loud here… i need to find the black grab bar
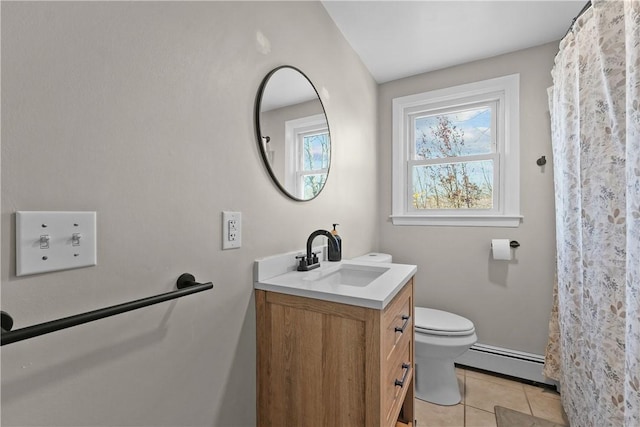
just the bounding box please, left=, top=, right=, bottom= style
left=0, top=273, right=213, bottom=346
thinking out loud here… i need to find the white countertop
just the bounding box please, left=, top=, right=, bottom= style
left=254, top=251, right=416, bottom=309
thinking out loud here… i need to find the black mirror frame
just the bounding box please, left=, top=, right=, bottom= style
left=254, top=65, right=332, bottom=202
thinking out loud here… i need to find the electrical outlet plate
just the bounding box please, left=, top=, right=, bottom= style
left=222, top=211, right=241, bottom=250
left=16, top=211, right=97, bottom=276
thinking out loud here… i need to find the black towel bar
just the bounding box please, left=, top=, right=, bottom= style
left=0, top=273, right=213, bottom=346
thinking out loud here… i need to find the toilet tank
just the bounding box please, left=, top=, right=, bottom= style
left=351, top=253, right=392, bottom=263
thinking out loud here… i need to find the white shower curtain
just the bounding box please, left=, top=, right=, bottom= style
left=546, top=1, right=640, bottom=426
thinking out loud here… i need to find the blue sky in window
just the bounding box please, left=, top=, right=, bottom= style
left=415, top=107, right=491, bottom=159
left=303, top=132, right=330, bottom=170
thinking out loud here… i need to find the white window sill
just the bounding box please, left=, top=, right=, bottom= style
left=389, top=215, right=523, bottom=227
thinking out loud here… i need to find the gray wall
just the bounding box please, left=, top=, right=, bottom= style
left=0, top=2, right=378, bottom=426
left=378, top=43, right=558, bottom=355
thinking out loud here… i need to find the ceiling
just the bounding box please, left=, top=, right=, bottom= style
left=321, top=1, right=586, bottom=83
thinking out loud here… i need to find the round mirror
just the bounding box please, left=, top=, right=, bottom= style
left=255, top=66, right=331, bottom=201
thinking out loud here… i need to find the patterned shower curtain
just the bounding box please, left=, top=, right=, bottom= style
left=545, top=1, right=640, bottom=425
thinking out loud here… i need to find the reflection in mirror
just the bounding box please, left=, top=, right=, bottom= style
left=255, top=66, right=331, bottom=201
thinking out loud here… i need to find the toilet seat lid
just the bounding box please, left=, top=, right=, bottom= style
left=414, top=307, right=475, bottom=336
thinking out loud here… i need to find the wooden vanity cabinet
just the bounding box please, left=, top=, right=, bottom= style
left=256, top=278, right=414, bottom=427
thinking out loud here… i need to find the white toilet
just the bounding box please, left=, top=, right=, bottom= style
left=414, top=307, right=476, bottom=405
left=351, top=253, right=477, bottom=406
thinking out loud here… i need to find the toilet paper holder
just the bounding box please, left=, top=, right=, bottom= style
left=491, top=240, right=521, bottom=248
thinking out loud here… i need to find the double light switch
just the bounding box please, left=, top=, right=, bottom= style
left=16, top=211, right=97, bottom=276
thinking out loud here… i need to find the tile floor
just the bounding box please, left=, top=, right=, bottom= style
left=414, top=367, right=569, bottom=427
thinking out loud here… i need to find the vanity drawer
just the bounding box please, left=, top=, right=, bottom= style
left=383, top=332, right=413, bottom=426
left=382, top=279, right=413, bottom=362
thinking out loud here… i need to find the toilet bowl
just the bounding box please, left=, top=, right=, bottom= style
left=351, top=253, right=477, bottom=406
left=414, top=308, right=476, bottom=405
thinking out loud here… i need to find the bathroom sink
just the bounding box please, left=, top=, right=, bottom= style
left=302, top=264, right=389, bottom=287
left=255, top=252, right=417, bottom=309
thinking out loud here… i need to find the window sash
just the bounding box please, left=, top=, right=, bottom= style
left=296, top=171, right=328, bottom=200
left=296, top=130, right=330, bottom=172
left=407, top=153, right=500, bottom=213
left=406, top=99, right=500, bottom=214
left=409, top=100, right=498, bottom=162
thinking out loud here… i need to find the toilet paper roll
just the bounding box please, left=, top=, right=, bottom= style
left=491, top=239, right=512, bottom=260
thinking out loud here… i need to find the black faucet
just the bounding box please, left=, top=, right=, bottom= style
left=296, top=229, right=341, bottom=271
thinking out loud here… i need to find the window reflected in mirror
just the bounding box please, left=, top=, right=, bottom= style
left=255, top=66, right=331, bottom=201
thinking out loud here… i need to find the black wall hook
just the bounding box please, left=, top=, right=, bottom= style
left=1, top=311, right=14, bottom=332
left=536, top=156, right=547, bottom=166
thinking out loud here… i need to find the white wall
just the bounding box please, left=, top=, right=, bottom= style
left=378, top=43, right=558, bottom=355
left=0, top=2, right=378, bottom=426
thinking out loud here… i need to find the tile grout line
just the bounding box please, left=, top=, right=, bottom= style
left=524, top=385, right=535, bottom=416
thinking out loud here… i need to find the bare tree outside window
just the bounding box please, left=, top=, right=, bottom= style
left=301, top=132, right=329, bottom=199
left=412, top=108, right=494, bottom=210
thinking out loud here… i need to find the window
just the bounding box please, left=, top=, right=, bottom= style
left=391, top=74, right=521, bottom=227
left=285, top=114, right=330, bottom=199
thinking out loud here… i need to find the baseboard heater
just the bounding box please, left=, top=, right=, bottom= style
left=455, top=343, right=557, bottom=387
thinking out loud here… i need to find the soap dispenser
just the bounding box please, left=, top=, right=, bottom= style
left=328, top=224, right=342, bottom=261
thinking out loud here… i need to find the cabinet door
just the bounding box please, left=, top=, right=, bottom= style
left=257, top=291, right=370, bottom=426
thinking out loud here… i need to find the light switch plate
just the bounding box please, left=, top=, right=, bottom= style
left=16, top=211, right=97, bottom=276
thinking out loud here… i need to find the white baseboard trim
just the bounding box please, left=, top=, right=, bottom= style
left=455, top=343, right=557, bottom=387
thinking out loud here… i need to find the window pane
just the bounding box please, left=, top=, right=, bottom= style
left=412, top=160, right=494, bottom=209
left=302, top=173, right=327, bottom=199
left=302, top=132, right=330, bottom=171
left=414, top=106, right=492, bottom=160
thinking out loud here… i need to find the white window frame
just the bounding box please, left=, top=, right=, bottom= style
left=284, top=114, right=329, bottom=199
left=391, top=74, right=521, bottom=227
